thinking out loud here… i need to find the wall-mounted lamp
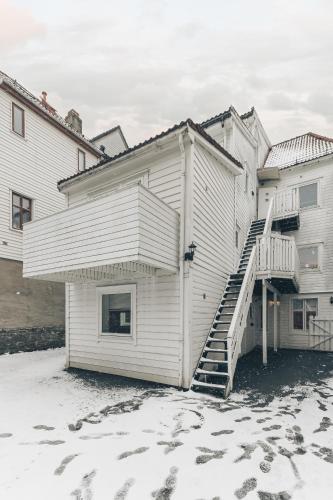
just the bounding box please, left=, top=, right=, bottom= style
left=330, top=296, right=333, bottom=305
left=184, top=242, right=197, bottom=261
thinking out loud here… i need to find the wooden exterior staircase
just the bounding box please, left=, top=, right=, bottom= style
left=191, top=219, right=266, bottom=397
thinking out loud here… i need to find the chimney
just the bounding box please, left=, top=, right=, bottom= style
left=65, top=109, right=82, bottom=134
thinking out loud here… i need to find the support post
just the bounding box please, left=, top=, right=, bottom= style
left=262, top=279, right=267, bottom=365
left=273, top=292, right=278, bottom=352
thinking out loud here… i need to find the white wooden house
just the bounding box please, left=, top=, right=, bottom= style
left=22, top=105, right=333, bottom=396
left=0, top=70, right=127, bottom=352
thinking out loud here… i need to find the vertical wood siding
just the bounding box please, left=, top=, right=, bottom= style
left=0, top=90, right=98, bottom=262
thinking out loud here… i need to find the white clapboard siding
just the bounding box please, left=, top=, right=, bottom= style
left=0, top=89, right=98, bottom=262
left=67, top=274, right=181, bottom=386
left=23, top=184, right=179, bottom=279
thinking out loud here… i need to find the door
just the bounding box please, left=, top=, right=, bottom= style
left=258, top=187, right=276, bottom=219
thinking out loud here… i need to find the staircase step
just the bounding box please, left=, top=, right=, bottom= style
left=196, top=369, right=229, bottom=377
left=222, top=297, right=238, bottom=302
left=210, top=328, right=229, bottom=334
left=200, top=358, right=228, bottom=365
left=220, top=304, right=235, bottom=309
left=208, top=337, right=227, bottom=342
left=192, top=380, right=226, bottom=390
left=204, top=347, right=227, bottom=353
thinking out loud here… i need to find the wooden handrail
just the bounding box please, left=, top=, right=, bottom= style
left=227, top=245, right=257, bottom=389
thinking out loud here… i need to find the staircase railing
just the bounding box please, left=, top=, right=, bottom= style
left=227, top=245, right=257, bottom=393
left=308, top=319, right=333, bottom=351
left=273, top=188, right=299, bottom=219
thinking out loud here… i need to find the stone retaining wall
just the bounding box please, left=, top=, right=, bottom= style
left=0, top=327, right=65, bottom=355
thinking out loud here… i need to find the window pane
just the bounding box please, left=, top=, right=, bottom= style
left=299, top=183, right=317, bottom=208
left=22, top=209, right=31, bottom=224
left=22, top=197, right=30, bottom=210
left=12, top=194, right=21, bottom=207
left=299, top=247, right=318, bottom=269
left=102, top=293, right=131, bottom=334
left=305, top=298, right=318, bottom=330
left=293, top=311, right=303, bottom=330
left=13, top=105, right=24, bottom=136
left=12, top=206, right=21, bottom=229
left=292, top=299, right=303, bottom=311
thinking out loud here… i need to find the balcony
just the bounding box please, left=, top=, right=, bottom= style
left=256, top=234, right=299, bottom=292
left=23, top=184, right=180, bottom=282
left=272, top=188, right=300, bottom=232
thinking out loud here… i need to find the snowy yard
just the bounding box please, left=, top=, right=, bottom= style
left=0, top=349, right=333, bottom=500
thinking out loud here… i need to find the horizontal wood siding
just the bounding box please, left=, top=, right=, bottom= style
left=191, top=143, right=235, bottom=370
left=68, top=274, right=181, bottom=385
left=92, top=128, right=127, bottom=157
left=0, top=89, right=98, bottom=262
left=23, top=184, right=179, bottom=277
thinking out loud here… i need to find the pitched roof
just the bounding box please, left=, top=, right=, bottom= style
left=0, top=70, right=101, bottom=156
left=58, top=119, right=243, bottom=189
left=91, top=124, right=129, bottom=150
left=200, top=108, right=232, bottom=128
left=264, top=132, right=333, bottom=169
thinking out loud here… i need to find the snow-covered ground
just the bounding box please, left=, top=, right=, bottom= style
left=0, top=348, right=332, bottom=500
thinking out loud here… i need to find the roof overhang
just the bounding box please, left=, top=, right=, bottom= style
left=0, top=77, right=101, bottom=157
left=257, top=167, right=280, bottom=181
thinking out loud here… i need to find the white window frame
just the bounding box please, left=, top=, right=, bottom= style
left=96, top=284, right=136, bottom=341
left=291, top=296, right=318, bottom=332
left=297, top=180, right=319, bottom=210
left=298, top=243, right=321, bottom=272
left=11, top=102, right=25, bottom=138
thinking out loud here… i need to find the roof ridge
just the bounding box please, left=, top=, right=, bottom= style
left=91, top=125, right=121, bottom=142
left=309, top=132, right=333, bottom=143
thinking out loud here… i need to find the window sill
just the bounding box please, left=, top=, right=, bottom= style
left=98, top=333, right=135, bottom=343
left=10, top=129, right=27, bottom=142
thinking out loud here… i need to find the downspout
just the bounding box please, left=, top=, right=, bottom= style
left=178, top=132, right=186, bottom=387
left=178, top=128, right=194, bottom=388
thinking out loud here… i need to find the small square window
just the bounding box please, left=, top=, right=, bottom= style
left=78, top=149, right=86, bottom=171
left=299, top=246, right=319, bottom=269
left=12, top=192, right=32, bottom=230
left=299, top=183, right=317, bottom=209
left=98, top=285, right=136, bottom=338
left=12, top=103, right=25, bottom=137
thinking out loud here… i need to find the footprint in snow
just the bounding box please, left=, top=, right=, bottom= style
left=234, top=477, right=257, bottom=499
left=0, top=433, right=12, bottom=438
left=54, top=454, right=79, bottom=475
left=118, top=447, right=149, bottom=460
left=33, top=424, right=55, bottom=431
left=114, top=478, right=135, bottom=500
left=151, top=466, right=178, bottom=500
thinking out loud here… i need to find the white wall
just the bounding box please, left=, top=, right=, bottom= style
left=0, top=89, right=98, bottom=262
left=65, top=146, right=183, bottom=386
left=92, top=127, right=127, bottom=157
left=190, top=143, right=236, bottom=371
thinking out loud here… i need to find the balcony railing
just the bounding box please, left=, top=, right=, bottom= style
left=256, top=233, right=299, bottom=282
left=272, top=188, right=299, bottom=219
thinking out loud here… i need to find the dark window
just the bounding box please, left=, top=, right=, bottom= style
left=292, top=298, right=318, bottom=331
left=12, top=192, right=32, bottom=230
left=12, top=103, right=25, bottom=137
left=78, top=149, right=86, bottom=171
left=101, top=293, right=131, bottom=334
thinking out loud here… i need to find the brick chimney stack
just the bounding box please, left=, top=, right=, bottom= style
left=65, top=109, right=82, bottom=134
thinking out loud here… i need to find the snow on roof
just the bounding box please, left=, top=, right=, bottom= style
left=0, top=69, right=101, bottom=156
left=264, top=132, right=333, bottom=169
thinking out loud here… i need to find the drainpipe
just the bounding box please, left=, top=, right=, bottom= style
left=178, top=128, right=194, bottom=389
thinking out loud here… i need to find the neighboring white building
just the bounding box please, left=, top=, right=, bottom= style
left=22, top=105, right=333, bottom=397
left=0, top=70, right=127, bottom=353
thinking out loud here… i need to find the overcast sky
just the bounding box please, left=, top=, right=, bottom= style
left=1, top=0, right=332, bottom=146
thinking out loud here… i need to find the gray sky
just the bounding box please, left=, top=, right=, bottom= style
left=1, top=0, right=333, bottom=146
